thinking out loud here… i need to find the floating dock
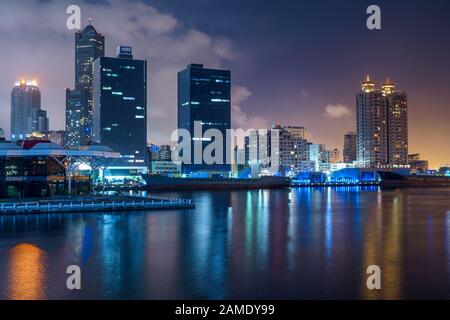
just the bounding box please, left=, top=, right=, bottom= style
left=0, top=196, right=195, bottom=215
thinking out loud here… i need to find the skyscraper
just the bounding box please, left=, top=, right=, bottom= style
left=356, top=77, right=408, bottom=168
left=75, top=24, right=105, bottom=90
left=343, top=132, right=357, bottom=163
left=356, top=76, right=387, bottom=167
left=65, top=88, right=89, bottom=148
left=382, top=80, right=408, bottom=166
left=178, top=64, right=231, bottom=174
left=10, top=80, right=41, bottom=140
left=66, top=23, right=105, bottom=147
left=93, top=46, right=148, bottom=168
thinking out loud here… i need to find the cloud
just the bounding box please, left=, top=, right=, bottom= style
left=323, top=104, right=352, bottom=119
left=232, top=85, right=269, bottom=130
left=0, top=0, right=236, bottom=144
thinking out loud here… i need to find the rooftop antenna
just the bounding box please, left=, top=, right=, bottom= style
left=88, top=17, right=92, bottom=25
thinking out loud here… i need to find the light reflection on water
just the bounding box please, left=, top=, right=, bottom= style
left=0, top=187, right=449, bottom=300
left=7, top=243, right=47, bottom=300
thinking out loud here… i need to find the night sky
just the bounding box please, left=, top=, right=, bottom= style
left=0, top=0, right=449, bottom=168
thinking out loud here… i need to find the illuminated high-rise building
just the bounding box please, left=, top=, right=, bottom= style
left=93, top=46, right=148, bottom=168
left=65, top=88, right=89, bottom=148
left=382, top=80, right=409, bottom=166
left=177, top=64, right=231, bottom=175
left=10, top=80, right=41, bottom=140
left=356, top=77, right=408, bottom=168
left=66, top=22, right=105, bottom=148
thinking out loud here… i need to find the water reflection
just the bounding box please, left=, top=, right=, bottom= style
left=0, top=188, right=449, bottom=299
left=7, top=243, right=47, bottom=300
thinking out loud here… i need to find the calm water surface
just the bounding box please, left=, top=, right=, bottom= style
left=0, top=187, right=449, bottom=300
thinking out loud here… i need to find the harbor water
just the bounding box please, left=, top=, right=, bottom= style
left=0, top=187, right=449, bottom=299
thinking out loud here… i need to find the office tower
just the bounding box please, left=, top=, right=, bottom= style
left=65, top=88, right=89, bottom=148
left=10, top=80, right=41, bottom=140
left=178, top=64, right=231, bottom=174
left=66, top=23, right=105, bottom=147
left=75, top=23, right=105, bottom=90
left=356, top=77, right=408, bottom=168
left=30, top=109, right=49, bottom=133
left=343, top=132, right=357, bottom=163
left=382, top=80, right=408, bottom=166
left=93, top=46, right=148, bottom=167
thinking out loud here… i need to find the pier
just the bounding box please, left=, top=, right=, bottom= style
left=0, top=196, right=195, bottom=215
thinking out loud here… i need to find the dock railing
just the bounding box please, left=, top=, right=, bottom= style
left=0, top=197, right=194, bottom=215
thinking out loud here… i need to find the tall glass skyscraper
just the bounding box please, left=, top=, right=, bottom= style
left=66, top=23, right=105, bottom=148
left=92, top=46, right=148, bottom=168
left=177, top=64, right=231, bottom=175
left=10, top=80, right=41, bottom=140
left=356, top=77, right=408, bottom=168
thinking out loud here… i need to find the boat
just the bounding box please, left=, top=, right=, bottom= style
left=141, top=175, right=291, bottom=191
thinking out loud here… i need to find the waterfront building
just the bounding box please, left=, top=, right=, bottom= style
left=0, top=141, right=119, bottom=197
left=177, top=63, right=231, bottom=175
left=0, top=128, right=5, bottom=139
left=356, top=77, right=408, bottom=168
left=382, top=80, right=408, bottom=166
left=66, top=23, right=105, bottom=148
left=93, top=46, right=148, bottom=169
left=343, top=132, right=357, bottom=163
left=10, top=80, right=41, bottom=140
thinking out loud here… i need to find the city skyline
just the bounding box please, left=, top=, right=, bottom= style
left=0, top=0, right=449, bottom=168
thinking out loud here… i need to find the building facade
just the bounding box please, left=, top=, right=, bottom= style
left=66, top=23, right=105, bottom=148
left=177, top=64, right=231, bottom=175
left=30, top=109, right=49, bottom=133
left=356, top=77, right=408, bottom=168
left=65, top=88, right=89, bottom=148
left=11, top=80, right=42, bottom=140
left=93, top=46, right=148, bottom=168
left=343, top=132, right=357, bottom=163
